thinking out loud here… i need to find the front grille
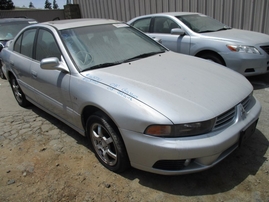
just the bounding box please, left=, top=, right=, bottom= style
left=153, top=160, right=186, bottom=170
left=241, top=95, right=251, bottom=110
left=214, top=107, right=236, bottom=129
left=214, top=95, right=251, bottom=130
left=260, top=45, right=269, bottom=55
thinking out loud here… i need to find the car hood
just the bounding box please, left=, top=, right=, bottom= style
left=202, top=28, right=269, bottom=45
left=81, top=52, right=253, bottom=123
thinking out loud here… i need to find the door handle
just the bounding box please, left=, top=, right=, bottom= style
left=31, top=70, right=37, bottom=78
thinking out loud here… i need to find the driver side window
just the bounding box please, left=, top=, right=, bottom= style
left=131, top=18, right=151, bottom=32
left=35, top=29, right=62, bottom=61
left=153, top=17, right=179, bottom=34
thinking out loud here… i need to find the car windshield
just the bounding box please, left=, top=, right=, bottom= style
left=176, top=14, right=231, bottom=33
left=60, top=23, right=166, bottom=71
left=0, top=22, right=32, bottom=41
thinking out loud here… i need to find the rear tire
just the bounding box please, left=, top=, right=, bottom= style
left=0, top=65, right=6, bottom=79
left=86, top=114, right=130, bottom=173
left=10, top=76, right=30, bottom=107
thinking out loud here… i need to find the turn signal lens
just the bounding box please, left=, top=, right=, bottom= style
left=145, top=125, right=171, bottom=136
left=144, top=119, right=215, bottom=137
left=227, top=45, right=260, bottom=54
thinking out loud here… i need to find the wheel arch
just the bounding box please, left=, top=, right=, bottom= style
left=6, top=70, right=16, bottom=83
left=81, top=105, right=121, bottom=136
left=82, top=105, right=131, bottom=168
left=195, top=50, right=226, bottom=66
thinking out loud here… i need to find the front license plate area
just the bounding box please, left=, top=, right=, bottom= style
left=239, top=119, right=258, bottom=147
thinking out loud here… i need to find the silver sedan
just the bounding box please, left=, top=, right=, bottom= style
left=0, top=19, right=261, bottom=175
left=128, top=12, right=269, bottom=76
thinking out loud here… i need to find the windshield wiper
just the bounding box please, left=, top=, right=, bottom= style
left=215, top=27, right=232, bottom=31
left=81, top=62, right=121, bottom=72
left=198, top=26, right=231, bottom=33
left=198, top=30, right=216, bottom=33
left=123, top=51, right=165, bottom=63
left=80, top=51, right=165, bottom=72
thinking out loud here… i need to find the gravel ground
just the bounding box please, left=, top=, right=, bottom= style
left=0, top=74, right=269, bottom=202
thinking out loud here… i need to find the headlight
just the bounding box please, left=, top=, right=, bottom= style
left=227, top=45, right=261, bottom=54
left=144, top=119, right=215, bottom=137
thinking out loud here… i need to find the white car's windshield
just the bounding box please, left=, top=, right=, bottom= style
left=176, top=14, right=231, bottom=33
left=0, top=22, right=31, bottom=41
left=60, top=23, right=166, bottom=71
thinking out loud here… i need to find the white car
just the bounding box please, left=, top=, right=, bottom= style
left=0, top=18, right=261, bottom=175
left=128, top=12, right=269, bottom=76
left=0, top=17, right=38, bottom=79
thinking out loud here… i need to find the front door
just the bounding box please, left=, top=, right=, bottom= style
left=30, top=28, right=72, bottom=122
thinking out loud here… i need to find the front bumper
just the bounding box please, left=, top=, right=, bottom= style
left=120, top=97, right=261, bottom=175
left=221, top=50, right=269, bottom=76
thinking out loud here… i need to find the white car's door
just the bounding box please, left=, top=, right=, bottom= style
left=149, top=33, right=192, bottom=55
left=11, top=28, right=39, bottom=102
left=148, top=32, right=179, bottom=52
left=29, top=29, right=72, bottom=122
left=148, top=16, right=191, bottom=54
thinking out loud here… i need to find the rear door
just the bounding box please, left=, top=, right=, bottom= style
left=11, top=28, right=38, bottom=101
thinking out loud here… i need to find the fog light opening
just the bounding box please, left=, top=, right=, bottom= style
left=245, top=68, right=255, bottom=73
left=184, top=159, right=191, bottom=166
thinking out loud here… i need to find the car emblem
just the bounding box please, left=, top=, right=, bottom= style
left=239, top=104, right=247, bottom=120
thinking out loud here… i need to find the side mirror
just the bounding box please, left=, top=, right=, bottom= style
left=171, top=28, right=185, bottom=36
left=40, top=57, right=69, bottom=72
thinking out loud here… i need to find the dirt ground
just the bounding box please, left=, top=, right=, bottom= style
left=0, top=74, right=269, bottom=202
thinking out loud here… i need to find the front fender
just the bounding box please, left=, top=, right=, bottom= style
left=70, top=76, right=172, bottom=133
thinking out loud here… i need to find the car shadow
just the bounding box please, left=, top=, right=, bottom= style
left=247, top=73, right=269, bottom=90
left=121, top=128, right=268, bottom=196
left=30, top=106, right=89, bottom=148
left=29, top=104, right=268, bottom=196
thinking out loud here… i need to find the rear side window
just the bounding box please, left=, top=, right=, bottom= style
left=14, top=35, right=22, bottom=52
left=131, top=18, right=151, bottom=32
left=14, top=28, right=36, bottom=58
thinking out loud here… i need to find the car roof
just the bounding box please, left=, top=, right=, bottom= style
left=0, top=18, right=37, bottom=23
left=41, top=18, right=121, bottom=30
left=135, top=12, right=200, bottom=18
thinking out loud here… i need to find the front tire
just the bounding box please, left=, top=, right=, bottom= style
left=86, top=114, right=130, bottom=173
left=10, top=76, right=30, bottom=107
left=198, top=52, right=225, bottom=66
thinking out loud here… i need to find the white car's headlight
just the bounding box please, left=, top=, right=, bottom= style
left=227, top=45, right=261, bottom=54
left=144, top=119, right=215, bottom=137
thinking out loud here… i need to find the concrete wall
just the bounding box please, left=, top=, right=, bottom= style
left=0, top=0, right=268, bottom=35
left=0, top=9, right=65, bottom=22
left=74, top=0, right=269, bottom=35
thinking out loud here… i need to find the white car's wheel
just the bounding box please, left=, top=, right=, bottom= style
left=10, top=76, right=30, bottom=107
left=86, top=114, right=130, bottom=173
left=0, top=65, right=6, bottom=79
